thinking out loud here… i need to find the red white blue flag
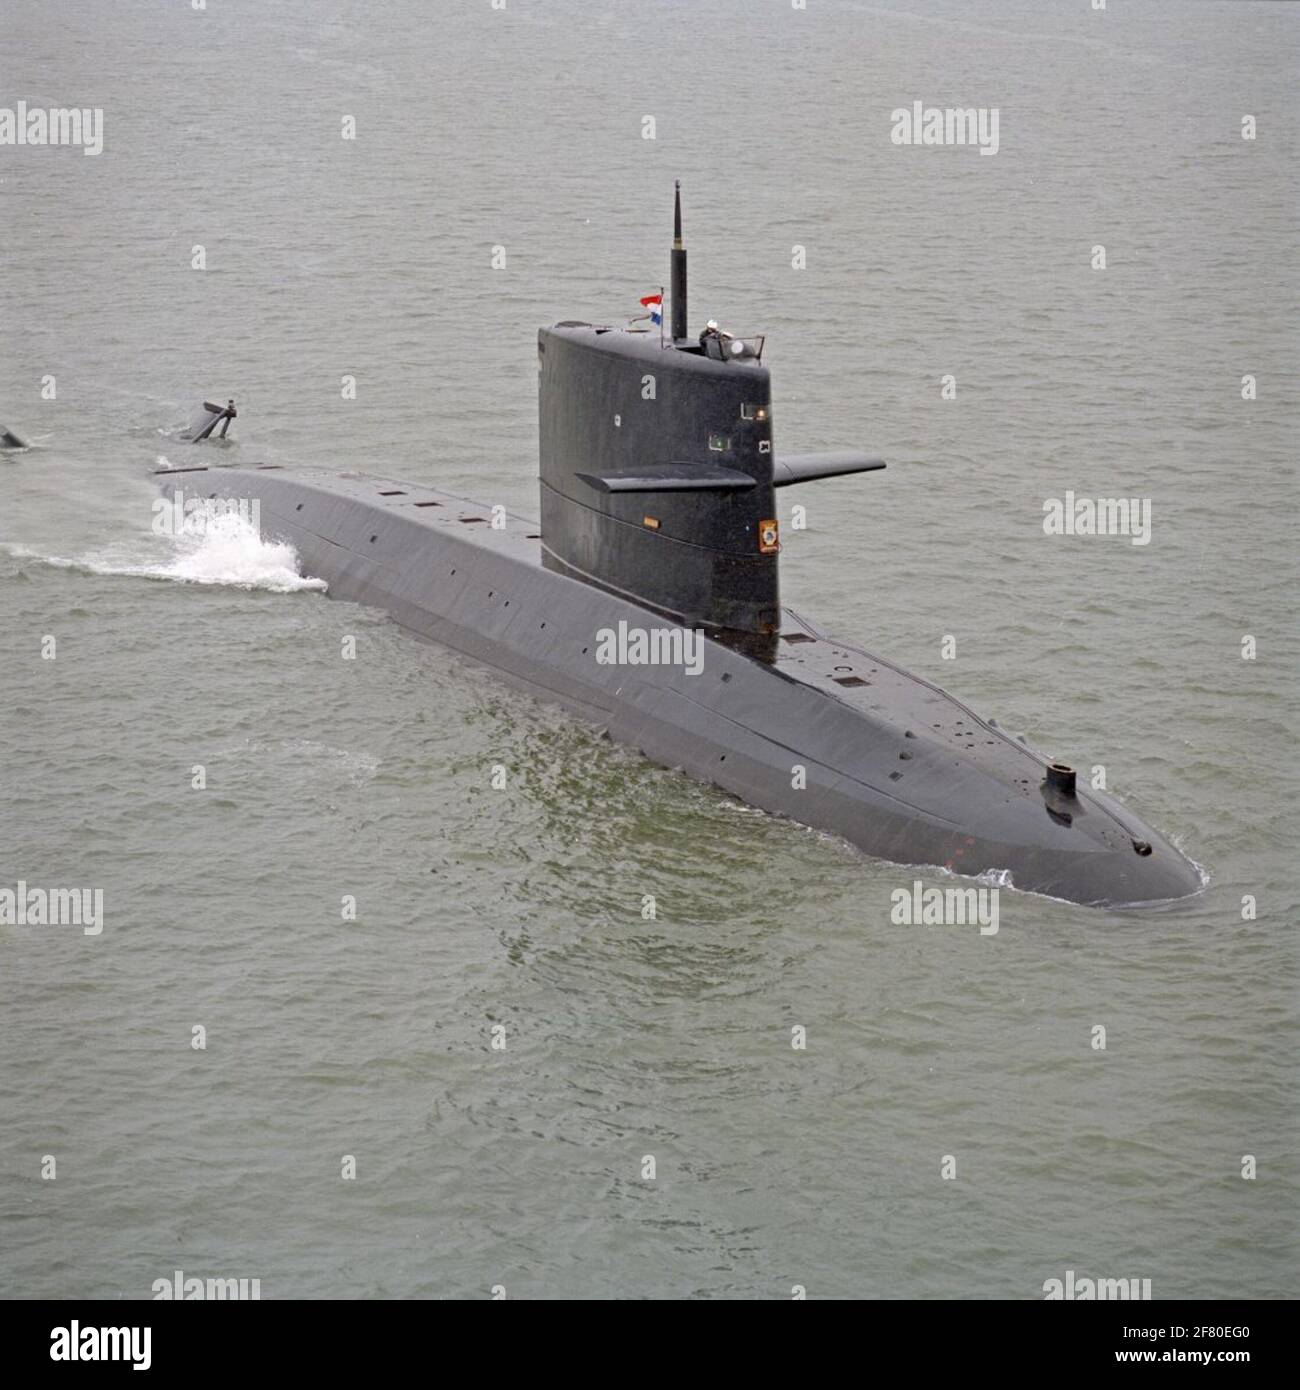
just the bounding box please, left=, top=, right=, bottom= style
left=639, top=292, right=663, bottom=326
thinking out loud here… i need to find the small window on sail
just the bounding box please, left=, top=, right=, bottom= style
left=708, top=433, right=730, bottom=452
left=740, top=403, right=768, bottom=421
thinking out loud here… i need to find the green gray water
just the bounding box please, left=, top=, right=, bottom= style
left=1, top=0, right=1296, bottom=1299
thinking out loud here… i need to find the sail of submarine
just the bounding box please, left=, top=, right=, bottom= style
left=157, top=184, right=1202, bottom=907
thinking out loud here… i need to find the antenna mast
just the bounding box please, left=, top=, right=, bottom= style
left=670, top=181, right=688, bottom=342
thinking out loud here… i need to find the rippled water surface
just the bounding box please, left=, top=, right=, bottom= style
left=1, top=0, right=1296, bottom=1299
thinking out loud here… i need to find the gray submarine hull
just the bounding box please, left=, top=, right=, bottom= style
left=155, top=463, right=1202, bottom=908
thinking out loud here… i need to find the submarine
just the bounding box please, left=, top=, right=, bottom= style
left=156, top=184, right=1202, bottom=908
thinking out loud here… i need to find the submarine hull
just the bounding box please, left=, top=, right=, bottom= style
left=156, top=464, right=1202, bottom=908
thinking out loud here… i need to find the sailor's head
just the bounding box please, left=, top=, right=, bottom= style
left=705, top=319, right=720, bottom=333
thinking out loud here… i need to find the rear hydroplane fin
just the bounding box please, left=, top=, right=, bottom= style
left=186, top=398, right=238, bottom=441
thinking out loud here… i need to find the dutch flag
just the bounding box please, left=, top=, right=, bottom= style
left=639, top=292, right=663, bottom=326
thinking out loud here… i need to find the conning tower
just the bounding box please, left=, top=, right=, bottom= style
left=538, top=182, right=884, bottom=647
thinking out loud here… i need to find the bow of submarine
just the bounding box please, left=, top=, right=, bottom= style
left=765, top=619, right=1203, bottom=907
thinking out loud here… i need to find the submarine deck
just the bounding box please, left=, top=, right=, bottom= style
left=161, top=462, right=1156, bottom=845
